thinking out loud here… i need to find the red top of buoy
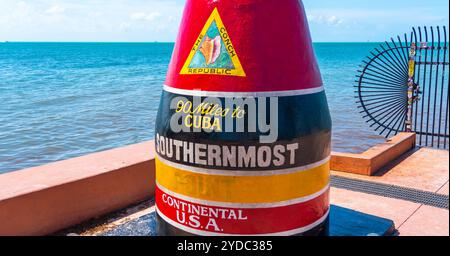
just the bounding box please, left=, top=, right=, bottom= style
left=165, top=0, right=322, bottom=93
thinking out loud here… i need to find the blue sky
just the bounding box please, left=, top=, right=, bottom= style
left=0, top=0, right=448, bottom=42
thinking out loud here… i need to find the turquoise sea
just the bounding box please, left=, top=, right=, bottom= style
left=0, top=43, right=386, bottom=174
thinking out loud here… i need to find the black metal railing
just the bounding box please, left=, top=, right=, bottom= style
left=356, top=26, right=449, bottom=149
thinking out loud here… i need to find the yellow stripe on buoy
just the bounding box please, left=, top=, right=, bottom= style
left=156, top=158, right=330, bottom=204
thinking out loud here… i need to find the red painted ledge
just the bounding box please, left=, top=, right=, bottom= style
left=0, top=133, right=416, bottom=236
left=330, top=132, right=417, bottom=176
left=0, top=141, right=156, bottom=236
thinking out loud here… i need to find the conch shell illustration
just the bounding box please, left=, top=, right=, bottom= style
left=199, top=36, right=221, bottom=65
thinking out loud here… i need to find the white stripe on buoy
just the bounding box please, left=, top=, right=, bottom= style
left=163, top=85, right=325, bottom=98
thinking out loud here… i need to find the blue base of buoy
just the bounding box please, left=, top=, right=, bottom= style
left=99, top=205, right=395, bottom=237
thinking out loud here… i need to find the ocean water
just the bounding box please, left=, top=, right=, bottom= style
left=0, top=42, right=386, bottom=174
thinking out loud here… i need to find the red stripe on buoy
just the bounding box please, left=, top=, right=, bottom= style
left=165, top=0, right=322, bottom=92
left=156, top=185, right=329, bottom=235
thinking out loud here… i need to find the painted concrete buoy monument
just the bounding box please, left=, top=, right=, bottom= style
left=155, top=0, right=332, bottom=236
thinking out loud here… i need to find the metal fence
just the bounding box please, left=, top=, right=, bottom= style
left=356, top=26, right=449, bottom=149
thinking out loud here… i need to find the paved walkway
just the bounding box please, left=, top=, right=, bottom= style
left=331, top=147, right=449, bottom=236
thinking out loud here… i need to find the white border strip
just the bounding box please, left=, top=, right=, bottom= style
left=163, top=85, right=325, bottom=98
left=157, top=155, right=330, bottom=176
left=156, top=181, right=330, bottom=209
left=156, top=206, right=330, bottom=236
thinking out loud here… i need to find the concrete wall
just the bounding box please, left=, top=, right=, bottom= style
left=0, top=141, right=155, bottom=236
left=331, top=133, right=416, bottom=176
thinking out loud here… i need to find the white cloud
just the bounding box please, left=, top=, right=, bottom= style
left=45, top=5, right=65, bottom=15
left=130, top=11, right=161, bottom=22
left=119, top=22, right=131, bottom=31
left=14, top=1, right=32, bottom=18
left=307, top=14, right=344, bottom=26
left=0, top=0, right=184, bottom=42
left=327, top=16, right=343, bottom=25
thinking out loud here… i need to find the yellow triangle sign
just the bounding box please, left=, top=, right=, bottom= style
left=180, top=8, right=246, bottom=77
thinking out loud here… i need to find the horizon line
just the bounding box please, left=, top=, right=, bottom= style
left=1, top=41, right=382, bottom=44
